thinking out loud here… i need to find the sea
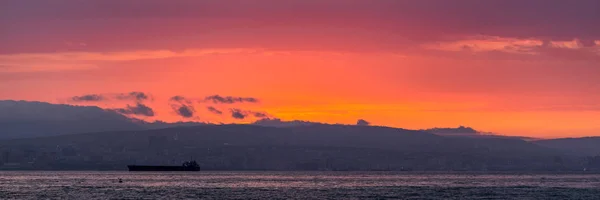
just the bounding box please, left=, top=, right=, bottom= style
left=1, top=171, right=600, bottom=199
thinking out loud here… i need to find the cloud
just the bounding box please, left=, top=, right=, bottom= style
left=71, top=94, right=105, bottom=102
left=111, top=103, right=155, bottom=117
left=422, top=36, right=600, bottom=60
left=0, top=49, right=259, bottom=62
left=0, top=49, right=263, bottom=75
left=70, top=91, right=152, bottom=103
left=170, top=95, right=196, bottom=105
left=174, top=104, right=195, bottom=118
left=0, top=64, right=98, bottom=73
left=252, top=111, right=268, bottom=118
left=2, top=0, right=599, bottom=56
left=169, top=95, right=196, bottom=118
left=422, top=36, right=544, bottom=55
left=230, top=109, right=247, bottom=119
left=170, top=95, right=263, bottom=118
left=549, top=39, right=585, bottom=49
left=356, top=119, right=370, bottom=126
left=170, top=95, right=187, bottom=102
left=204, top=95, right=260, bottom=104
left=229, top=108, right=269, bottom=120
left=116, top=91, right=151, bottom=102
left=207, top=106, right=223, bottom=115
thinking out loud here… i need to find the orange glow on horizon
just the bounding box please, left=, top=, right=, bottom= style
left=2, top=47, right=599, bottom=139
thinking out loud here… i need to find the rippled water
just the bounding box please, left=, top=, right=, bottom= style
left=1, top=171, right=600, bottom=199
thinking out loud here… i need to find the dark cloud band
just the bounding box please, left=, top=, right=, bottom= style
left=169, top=95, right=196, bottom=118
left=229, top=109, right=269, bottom=120
left=207, top=106, right=223, bottom=115
left=111, top=103, right=155, bottom=117
left=71, top=94, right=105, bottom=102
left=116, top=92, right=151, bottom=102
left=204, top=95, right=259, bottom=104
left=70, top=92, right=151, bottom=102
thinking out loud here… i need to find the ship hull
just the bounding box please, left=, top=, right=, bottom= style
left=127, top=165, right=200, bottom=171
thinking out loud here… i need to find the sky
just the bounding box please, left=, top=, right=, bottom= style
left=1, top=0, right=600, bottom=138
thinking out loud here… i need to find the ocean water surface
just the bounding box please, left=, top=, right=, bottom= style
left=1, top=171, right=599, bottom=199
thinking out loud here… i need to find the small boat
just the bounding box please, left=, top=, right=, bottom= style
left=127, top=160, right=200, bottom=171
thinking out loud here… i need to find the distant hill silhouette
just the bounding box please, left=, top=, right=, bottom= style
left=535, top=137, right=600, bottom=156
left=0, top=100, right=205, bottom=139
left=422, top=126, right=538, bottom=141
left=422, top=126, right=479, bottom=135
left=0, top=124, right=581, bottom=171
left=1, top=100, right=597, bottom=171
left=253, top=118, right=324, bottom=127
left=0, top=100, right=143, bottom=139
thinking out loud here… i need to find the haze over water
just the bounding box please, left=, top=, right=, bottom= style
left=2, top=171, right=600, bottom=199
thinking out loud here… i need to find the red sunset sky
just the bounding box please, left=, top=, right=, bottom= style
left=1, top=0, right=600, bottom=138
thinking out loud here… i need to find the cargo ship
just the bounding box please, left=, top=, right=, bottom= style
left=127, top=160, right=200, bottom=171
